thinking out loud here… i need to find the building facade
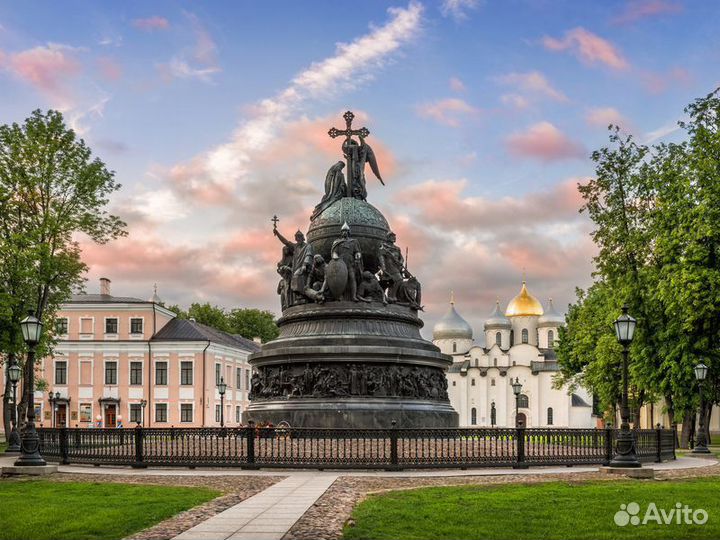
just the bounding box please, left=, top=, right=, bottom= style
left=434, top=281, right=597, bottom=429
left=6, top=278, right=259, bottom=428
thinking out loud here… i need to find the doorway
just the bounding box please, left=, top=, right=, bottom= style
left=55, top=403, right=67, bottom=427
left=516, top=412, right=527, bottom=428
left=104, top=404, right=117, bottom=427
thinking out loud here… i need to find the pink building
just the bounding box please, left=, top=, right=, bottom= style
left=14, top=278, right=259, bottom=428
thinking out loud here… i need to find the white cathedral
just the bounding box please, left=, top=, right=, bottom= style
left=432, top=280, right=598, bottom=429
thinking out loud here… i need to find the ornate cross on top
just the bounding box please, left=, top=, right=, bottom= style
left=328, top=111, right=371, bottom=198
left=271, top=215, right=279, bottom=230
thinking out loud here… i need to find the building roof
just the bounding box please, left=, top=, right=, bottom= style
left=68, top=293, right=148, bottom=304
left=433, top=300, right=473, bottom=340
left=505, top=280, right=544, bottom=317
left=571, top=393, right=591, bottom=407
left=484, top=300, right=511, bottom=329
left=151, top=318, right=261, bottom=352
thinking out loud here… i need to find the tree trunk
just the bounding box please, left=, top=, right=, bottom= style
left=680, top=410, right=695, bottom=449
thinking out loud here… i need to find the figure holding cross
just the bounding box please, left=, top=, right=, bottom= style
left=328, top=111, right=384, bottom=201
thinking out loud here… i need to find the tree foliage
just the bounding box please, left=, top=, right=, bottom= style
left=167, top=303, right=279, bottom=343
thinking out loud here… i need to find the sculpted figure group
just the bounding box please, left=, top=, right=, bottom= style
left=250, top=363, right=449, bottom=402
left=274, top=222, right=421, bottom=310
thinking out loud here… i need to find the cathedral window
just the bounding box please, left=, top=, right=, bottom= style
left=471, top=407, right=477, bottom=425
left=548, top=330, right=554, bottom=348
left=518, top=394, right=529, bottom=408
left=491, top=378, right=495, bottom=386
left=453, top=341, right=457, bottom=353
left=452, top=381, right=456, bottom=386
left=495, top=332, right=501, bottom=346
left=521, top=328, right=528, bottom=344
left=471, top=378, right=476, bottom=386
left=490, top=403, right=496, bottom=426
left=547, top=407, right=554, bottom=425
left=493, top=358, right=497, bottom=367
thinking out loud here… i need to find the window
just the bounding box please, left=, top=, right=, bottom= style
left=181, top=361, right=193, bottom=385
left=55, top=361, right=67, bottom=385
left=155, top=362, right=168, bottom=385
left=453, top=342, right=457, bottom=353
left=130, top=404, right=142, bottom=424
left=180, top=404, right=193, bottom=423
left=55, top=318, right=68, bottom=335
left=236, top=367, right=242, bottom=390
left=215, top=404, right=221, bottom=423
left=215, top=363, right=221, bottom=385
left=105, top=361, right=117, bottom=385
left=548, top=330, right=555, bottom=348
left=490, top=403, right=497, bottom=426
left=130, top=362, right=142, bottom=385
left=471, top=407, right=477, bottom=425
left=471, top=378, right=476, bottom=386
left=491, top=378, right=495, bottom=387
left=130, top=318, right=143, bottom=334
left=521, top=328, right=529, bottom=344
left=105, top=318, right=118, bottom=334
left=493, top=358, right=497, bottom=366
left=518, top=394, right=529, bottom=408
left=547, top=407, right=554, bottom=425
left=246, top=370, right=250, bottom=391
left=235, top=405, right=241, bottom=423
left=495, top=332, right=501, bottom=346
left=155, top=403, right=167, bottom=423
left=452, top=381, right=456, bottom=387
left=79, top=404, right=92, bottom=423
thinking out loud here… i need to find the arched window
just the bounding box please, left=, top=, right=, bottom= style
left=510, top=329, right=514, bottom=344
left=490, top=402, right=496, bottom=426
left=518, top=394, right=529, bottom=408
left=547, top=407, right=554, bottom=425
left=453, top=341, right=457, bottom=353
left=471, top=407, right=477, bottom=425
left=521, top=328, right=529, bottom=344
left=495, top=332, right=502, bottom=346
left=471, top=378, right=476, bottom=386
left=491, top=378, right=496, bottom=387
left=493, top=358, right=497, bottom=366
left=548, top=330, right=554, bottom=348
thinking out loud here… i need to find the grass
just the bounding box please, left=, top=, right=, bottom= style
left=0, top=479, right=219, bottom=540
left=344, top=478, right=720, bottom=540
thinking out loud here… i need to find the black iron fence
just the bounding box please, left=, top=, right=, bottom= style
left=37, top=424, right=675, bottom=470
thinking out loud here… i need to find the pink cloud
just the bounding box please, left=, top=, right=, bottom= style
left=416, top=98, right=479, bottom=127
left=505, top=122, right=585, bottom=161
left=3, top=43, right=81, bottom=104
left=641, top=67, right=692, bottom=94
left=542, top=27, right=629, bottom=70
left=449, top=76, right=466, bottom=92
left=132, top=16, right=170, bottom=31
left=97, top=56, right=122, bottom=81
left=495, top=71, right=568, bottom=102
left=585, top=107, right=633, bottom=131
left=612, top=0, right=682, bottom=24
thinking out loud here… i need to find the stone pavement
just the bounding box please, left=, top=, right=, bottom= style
left=172, top=472, right=338, bottom=540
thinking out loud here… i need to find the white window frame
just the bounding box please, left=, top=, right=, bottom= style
left=215, top=404, right=221, bottom=423
left=155, top=402, right=168, bottom=423
left=79, top=317, right=95, bottom=339
left=104, top=316, right=119, bottom=340
left=55, top=317, right=69, bottom=338
left=129, top=317, right=145, bottom=339
left=79, top=403, right=93, bottom=423
left=54, top=359, right=68, bottom=386
left=103, top=359, right=119, bottom=386
left=179, top=403, right=194, bottom=423
left=129, top=403, right=142, bottom=424
left=179, top=358, right=194, bottom=386
left=154, top=360, right=169, bottom=386
left=235, top=405, right=241, bottom=423
left=215, top=363, right=221, bottom=385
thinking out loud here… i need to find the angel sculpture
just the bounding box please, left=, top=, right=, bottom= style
left=343, top=136, right=383, bottom=202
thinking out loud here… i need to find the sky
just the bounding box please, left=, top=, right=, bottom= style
left=1, top=0, right=718, bottom=339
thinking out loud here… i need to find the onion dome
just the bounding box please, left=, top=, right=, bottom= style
left=505, top=280, right=544, bottom=317
left=484, top=300, right=511, bottom=329
left=538, top=298, right=564, bottom=327
left=149, top=283, right=163, bottom=304
left=433, top=294, right=473, bottom=340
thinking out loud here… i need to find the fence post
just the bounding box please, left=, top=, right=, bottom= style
left=388, top=419, right=400, bottom=471
left=132, top=424, right=146, bottom=469
left=60, top=427, right=69, bottom=464
left=513, top=426, right=528, bottom=469
left=603, top=424, right=613, bottom=465
left=242, top=420, right=258, bottom=470
left=655, top=423, right=662, bottom=463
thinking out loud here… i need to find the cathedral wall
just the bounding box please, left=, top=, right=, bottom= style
left=484, top=328, right=511, bottom=350
left=510, top=316, right=538, bottom=346
left=435, top=338, right=473, bottom=356
left=538, top=326, right=559, bottom=349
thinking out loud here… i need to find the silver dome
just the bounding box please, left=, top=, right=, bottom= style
left=484, top=300, right=511, bottom=329
left=433, top=302, right=473, bottom=340
left=538, top=298, right=564, bottom=327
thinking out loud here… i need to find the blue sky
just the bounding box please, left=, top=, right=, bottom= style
left=0, top=0, right=716, bottom=335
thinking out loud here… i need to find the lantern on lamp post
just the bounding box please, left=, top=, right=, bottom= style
left=14, top=311, right=46, bottom=467
left=692, top=362, right=711, bottom=454
left=5, top=360, right=22, bottom=453
left=218, top=377, right=227, bottom=427
left=511, top=377, right=523, bottom=427
left=609, top=305, right=641, bottom=468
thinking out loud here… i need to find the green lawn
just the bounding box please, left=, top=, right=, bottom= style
left=0, top=479, right=219, bottom=540
left=344, top=478, right=720, bottom=540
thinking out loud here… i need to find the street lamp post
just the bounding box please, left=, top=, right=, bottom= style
left=692, top=362, right=711, bottom=454
left=218, top=377, right=227, bottom=428
left=15, top=312, right=46, bottom=466
left=610, top=305, right=641, bottom=468
left=140, top=399, right=147, bottom=427
left=511, top=377, right=522, bottom=427
left=49, top=391, right=60, bottom=428
left=6, top=360, right=22, bottom=453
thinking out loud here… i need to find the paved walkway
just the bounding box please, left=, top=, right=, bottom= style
left=172, top=472, right=338, bottom=540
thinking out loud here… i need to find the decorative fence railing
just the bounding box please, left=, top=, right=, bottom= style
left=36, top=424, right=675, bottom=470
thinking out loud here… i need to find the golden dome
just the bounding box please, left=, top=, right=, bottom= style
left=505, top=281, right=544, bottom=317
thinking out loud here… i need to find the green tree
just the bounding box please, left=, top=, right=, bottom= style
left=0, top=109, right=126, bottom=436
left=186, top=303, right=231, bottom=333
left=227, top=308, right=279, bottom=343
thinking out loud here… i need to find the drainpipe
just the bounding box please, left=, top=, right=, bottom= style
left=202, top=341, right=210, bottom=427
left=148, top=302, right=156, bottom=428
